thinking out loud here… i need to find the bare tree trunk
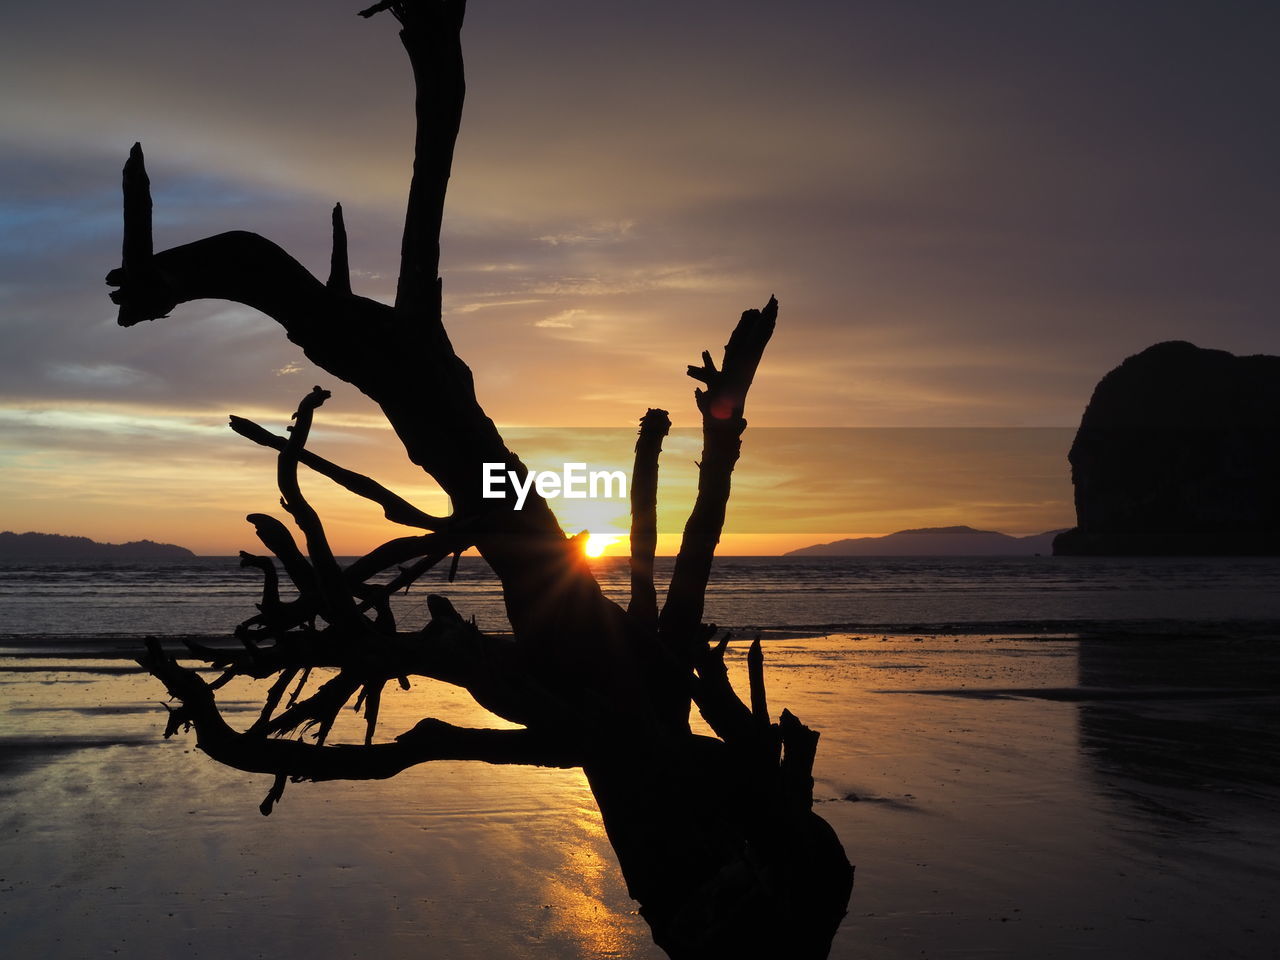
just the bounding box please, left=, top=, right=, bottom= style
left=108, top=3, right=852, bottom=956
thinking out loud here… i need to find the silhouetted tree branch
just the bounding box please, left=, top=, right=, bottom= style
left=143, top=639, right=579, bottom=779
left=229, top=414, right=446, bottom=529
left=660, top=297, right=777, bottom=648
left=391, top=0, right=466, bottom=321
left=327, top=203, right=351, bottom=295
left=109, top=4, right=850, bottom=957
left=628, top=407, right=670, bottom=627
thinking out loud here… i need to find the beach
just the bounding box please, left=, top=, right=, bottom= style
left=3, top=627, right=1278, bottom=959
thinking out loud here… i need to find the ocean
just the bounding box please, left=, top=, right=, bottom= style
left=2, top=554, right=1279, bottom=638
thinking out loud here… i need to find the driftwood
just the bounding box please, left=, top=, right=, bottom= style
left=108, top=2, right=853, bottom=956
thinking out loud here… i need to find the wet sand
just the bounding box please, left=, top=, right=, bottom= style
left=2, top=632, right=1278, bottom=959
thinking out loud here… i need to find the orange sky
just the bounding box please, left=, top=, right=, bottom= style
left=2, top=1, right=1277, bottom=554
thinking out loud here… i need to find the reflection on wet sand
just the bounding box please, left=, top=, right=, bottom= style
left=3, top=634, right=1279, bottom=958
left=0, top=659, right=661, bottom=960
left=1075, top=637, right=1280, bottom=832
left=529, top=801, right=641, bottom=958
left=823, top=630, right=1280, bottom=959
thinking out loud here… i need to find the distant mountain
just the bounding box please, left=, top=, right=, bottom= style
left=0, top=531, right=195, bottom=560
left=785, top=526, right=1067, bottom=557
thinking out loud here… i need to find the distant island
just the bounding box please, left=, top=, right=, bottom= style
left=785, top=525, right=1066, bottom=557
left=0, top=531, right=195, bottom=561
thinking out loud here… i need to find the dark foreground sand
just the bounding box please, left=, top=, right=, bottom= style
left=1, top=632, right=1277, bottom=959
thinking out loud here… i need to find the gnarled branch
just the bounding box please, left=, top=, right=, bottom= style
left=389, top=0, right=468, bottom=322
left=628, top=408, right=670, bottom=627
left=140, top=641, right=579, bottom=810
left=229, top=414, right=447, bottom=530
left=277, top=386, right=368, bottom=632
left=327, top=203, right=351, bottom=295
left=114, top=3, right=853, bottom=950
left=660, top=297, right=777, bottom=646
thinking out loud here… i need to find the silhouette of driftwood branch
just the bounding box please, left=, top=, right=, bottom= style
left=661, top=297, right=777, bottom=645
left=327, top=203, right=351, bottom=295
left=228, top=415, right=446, bottom=530
left=628, top=407, right=670, bottom=627
left=108, top=3, right=852, bottom=957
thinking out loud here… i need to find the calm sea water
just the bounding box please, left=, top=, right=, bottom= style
left=1, top=555, right=1278, bottom=637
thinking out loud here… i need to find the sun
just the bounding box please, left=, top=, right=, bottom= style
left=582, top=533, right=619, bottom=558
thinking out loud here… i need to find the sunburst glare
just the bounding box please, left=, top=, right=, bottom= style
left=582, top=532, right=620, bottom=557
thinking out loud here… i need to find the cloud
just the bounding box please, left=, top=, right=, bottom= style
left=2, top=0, right=1278, bottom=548
left=535, top=309, right=584, bottom=329
left=536, top=220, right=636, bottom=247
left=45, top=363, right=157, bottom=389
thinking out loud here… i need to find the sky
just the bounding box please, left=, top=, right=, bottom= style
left=2, top=0, right=1278, bottom=554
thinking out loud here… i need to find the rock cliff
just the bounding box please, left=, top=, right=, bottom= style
left=1054, top=341, right=1280, bottom=555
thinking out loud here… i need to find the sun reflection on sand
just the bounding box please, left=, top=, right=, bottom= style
left=529, top=798, right=643, bottom=958
left=298, top=672, right=657, bottom=957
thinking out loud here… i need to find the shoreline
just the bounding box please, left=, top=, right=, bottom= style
left=4, top=617, right=1280, bottom=652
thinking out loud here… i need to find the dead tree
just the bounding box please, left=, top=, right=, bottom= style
left=106, top=2, right=853, bottom=956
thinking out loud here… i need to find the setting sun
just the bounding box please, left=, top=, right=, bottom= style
left=583, top=532, right=620, bottom=558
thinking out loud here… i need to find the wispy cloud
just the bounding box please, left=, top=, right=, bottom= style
left=536, top=220, right=636, bottom=247
left=535, top=309, right=585, bottom=329
left=46, top=363, right=158, bottom=389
